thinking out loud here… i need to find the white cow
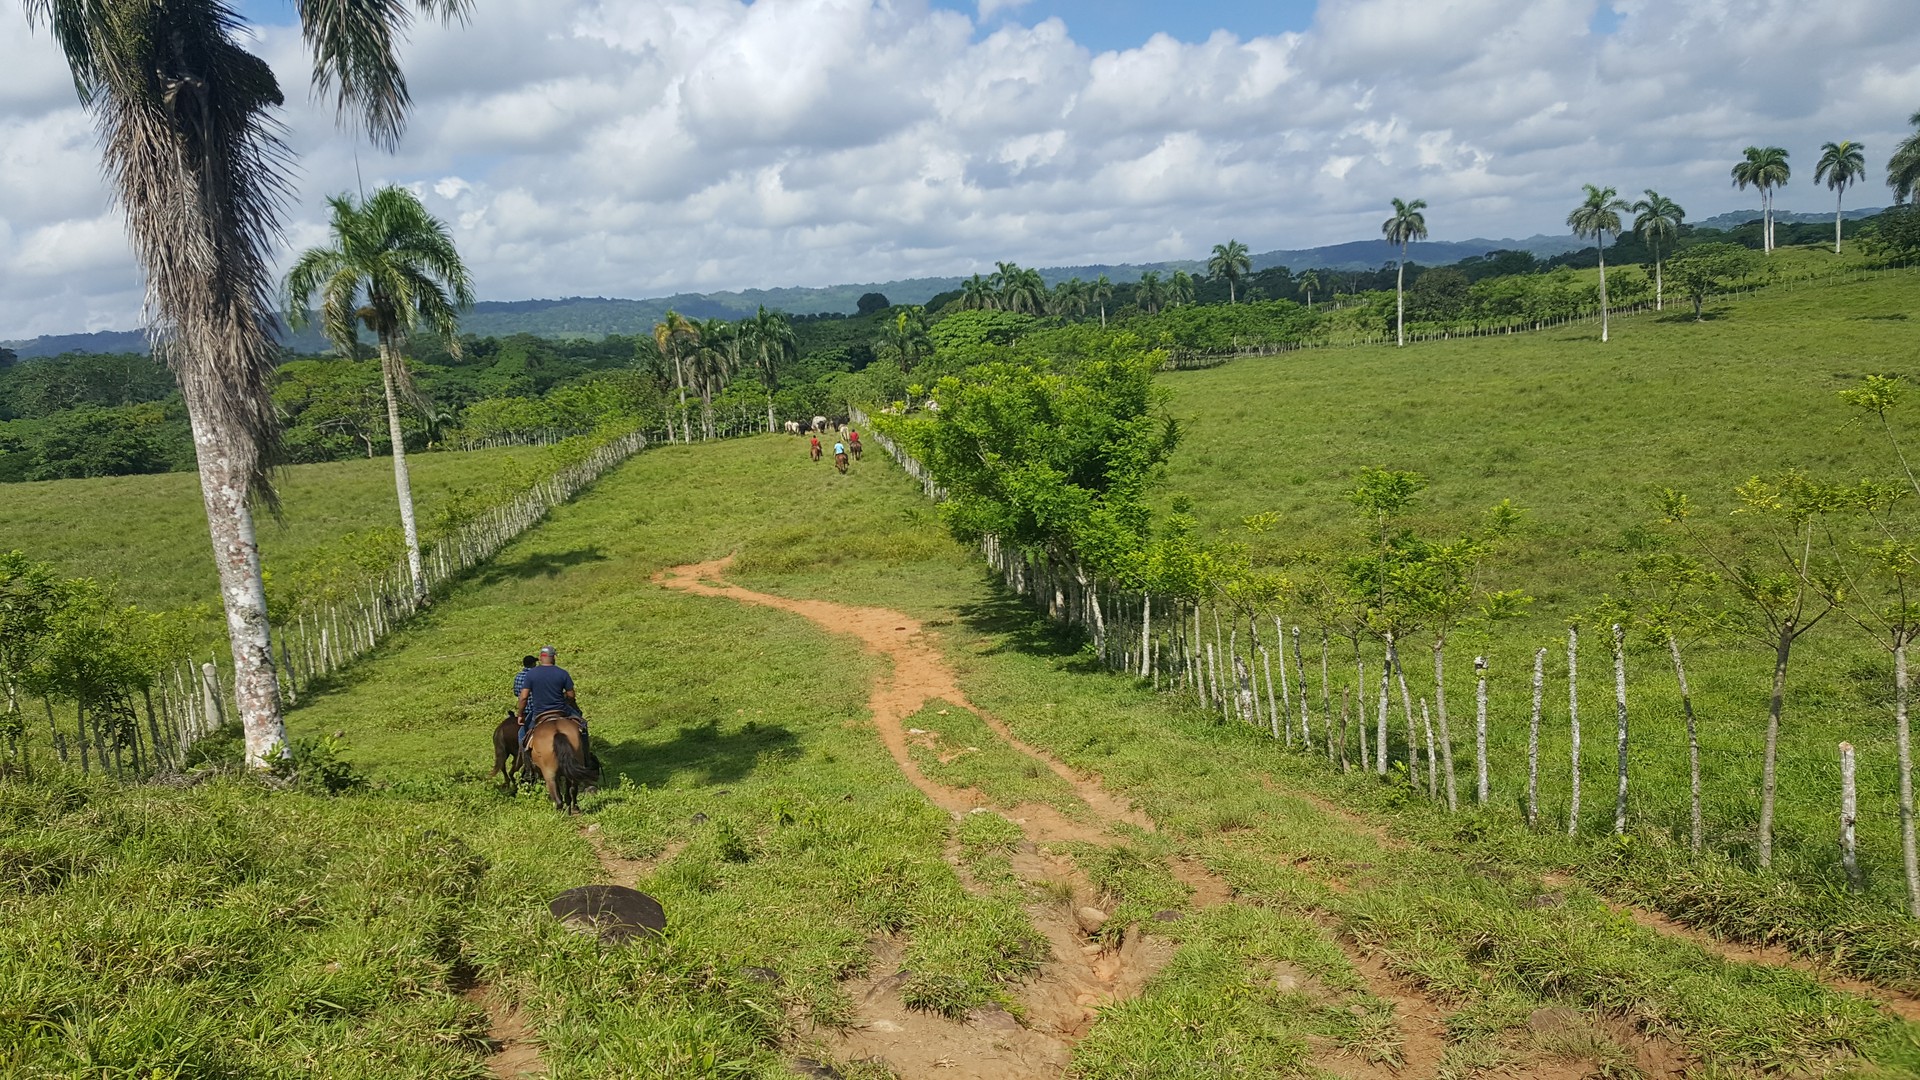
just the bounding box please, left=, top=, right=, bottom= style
left=783, top=420, right=802, bottom=436
left=811, top=415, right=830, bottom=433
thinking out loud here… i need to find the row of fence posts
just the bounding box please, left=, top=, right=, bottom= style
left=1161, top=261, right=1918, bottom=368
left=859, top=421, right=1915, bottom=912
left=26, top=429, right=654, bottom=779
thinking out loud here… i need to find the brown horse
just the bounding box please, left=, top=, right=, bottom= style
left=489, top=710, right=545, bottom=792
left=834, top=451, right=849, bottom=474
left=525, top=712, right=599, bottom=813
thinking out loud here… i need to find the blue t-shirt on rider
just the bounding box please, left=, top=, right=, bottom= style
left=522, top=665, right=576, bottom=718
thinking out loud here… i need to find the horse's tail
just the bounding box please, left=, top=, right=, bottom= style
left=553, top=726, right=600, bottom=786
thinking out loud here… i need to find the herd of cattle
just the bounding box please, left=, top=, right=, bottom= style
left=781, top=415, right=845, bottom=436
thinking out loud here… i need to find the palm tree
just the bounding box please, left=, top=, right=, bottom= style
left=23, top=0, right=469, bottom=768
left=1890, top=112, right=1920, bottom=204
left=652, top=311, right=699, bottom=442
left=1731, top=146, right=1791, bottom=253
left=875, top=307, right=932, bottom=371
left=1567, top=184, right=1630, bottom=343
left=1630, top=191, right=1685, bottom=311
left=285, top=186, right=472, bottom=606
left=1167, top=270, right=1195, bottom=307
left=1816, top=140, right=1868, bottom=254
left=1090, top=274, right=1115, bottom=327
left=960, top=274, right=995, bottom=311
left=997, top=264, right=1046, bottom=314
left=1056, top=277, right=1090, bottom=318
left=1136, top=270, right=1167, bottom=315
left=1208, top=240, right=1252, bottom=304
left=743, top=306, right=795, bottom=432
left=691, top=319, right=737, bottom=439
left=1298, top=270, right=1321, bottom=310
left=1381, top=198, right=1429, bottom=347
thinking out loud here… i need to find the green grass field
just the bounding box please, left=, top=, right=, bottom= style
left=1158, top=266, right=1920, bottom=905
left=0, top=445, right=547, bottom=627
left=8, top=266, right=1920, bottom=1077
left=8, top=433, right=1920, bottom=1077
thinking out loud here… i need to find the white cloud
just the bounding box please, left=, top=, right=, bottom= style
left=4, top=0, right=1920, bottom=338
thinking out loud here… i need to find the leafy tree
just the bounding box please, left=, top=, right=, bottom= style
left=1207, top=240, right=1252, bottom=304
left=0, top=551, right=60, bottom=765
left=1405, top=267, right=1468, bottom=324
left=1731, top=146, right=1791, bottom=253
left=887, top=339, right=1178, bottom=582
left=1667, top=242, right=1760, bottom=319
left=28, top=404, right=178, bottom=480
left=743, top=305, right=796, bottom=432
left=1816, top=140, right=1868, bottom=255
left=1381, top=198, right=1429, bottom=346
left=1631, top=190, right=1685, bottom=311
left=1566, top=184, right=1629, bottom=342
left=1888, top=111, right=1920, bottom=205
left=285, top=185, right=474, bottom=604
left=856, top=292, right=891, bottom=316
left=24, top=0, right=472, bottom=770
left=1662, top=473, right=1841, bottom=869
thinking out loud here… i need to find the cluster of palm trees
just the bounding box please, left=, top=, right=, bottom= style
left=23, top=0, right=476, bottom=764
left=959, top=263, right=1124, bottom=324
left=650, top=307, right=797, bottom=440
left=1730, top=139, right=1891, bottom=256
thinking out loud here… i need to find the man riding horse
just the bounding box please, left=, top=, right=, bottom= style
left=518, top=646, right=592, bottom=764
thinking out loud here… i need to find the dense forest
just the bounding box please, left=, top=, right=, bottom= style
left=5, top=207, right=1914, bottom=484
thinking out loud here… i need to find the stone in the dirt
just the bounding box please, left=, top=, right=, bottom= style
left=790, top=1057, right=842, bottom=1079
left=1527, top=1006, right=1583, bottom=1034
left=966, top=1005, right=1022, bottom=1031
left=1151, top=909, right=1184, bottom=922
left=1528, top=892, right=1565, bottom=908
left=691, top=812, right=709, bottom=824
left=908, top=728, right=927, bottom=734
left=865, top=968, right=913, bottom=998
left=548, top=885, right=666, bottom=944
left=862, top=1018, right=905, bottom=1033
left=743, top=966, right=783, bottom=985
left=1075, top=906, right=1109, bottom=934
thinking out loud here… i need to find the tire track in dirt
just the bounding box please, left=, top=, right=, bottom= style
left=462, top=985, right=546, bottom=1079
left=655, top=557, right=1453, bottom=1078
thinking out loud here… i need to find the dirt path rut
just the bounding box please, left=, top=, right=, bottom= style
left=655, top=557, right=1452, bottom=1079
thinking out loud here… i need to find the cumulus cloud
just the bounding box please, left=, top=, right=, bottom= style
left=3, top=0, right=1919, bottom=337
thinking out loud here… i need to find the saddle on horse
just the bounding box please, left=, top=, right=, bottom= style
left=521, top=709, right=598, bottom=772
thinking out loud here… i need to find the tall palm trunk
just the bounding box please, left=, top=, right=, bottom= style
left=186, top=407, right=285, bottom=766
left=377, top=335, right=427, bottom=604
left=1597, top=235, right=1610, bottom=343
left=1396, top=244, right=1407, bottom=347
left=1653, top=243, right=1663, bottom=311
left=1835, top=188, right=1845, bottom=255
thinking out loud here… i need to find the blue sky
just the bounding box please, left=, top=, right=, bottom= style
left=235, top=0, right=1325, bottom=49
left=936, top=0, right=1319, bottom=52
left=9, top=0, right=1918, bottom=336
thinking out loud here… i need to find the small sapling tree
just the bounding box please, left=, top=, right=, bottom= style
left=1662, top=474, right=1842, bottom=868
left=1667, top=243, right=1760, bottom=320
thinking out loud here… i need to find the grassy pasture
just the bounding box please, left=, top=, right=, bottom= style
left=1158, top=267, right=1920, bottom=904
left=5, top=392, right=1920, bottom=1073
left=0, top=445, right=547, bottom=630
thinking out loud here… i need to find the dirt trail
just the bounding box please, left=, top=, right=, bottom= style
left=463, top=986, right=546, bottom=1079
left=655, top=557, right=1455, bottom=1078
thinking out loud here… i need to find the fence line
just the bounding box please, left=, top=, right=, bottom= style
left=853, top=414, right=1919, bottom=912
left=1159, top=261, right=1920, bottom=369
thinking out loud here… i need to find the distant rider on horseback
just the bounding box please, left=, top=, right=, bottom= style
left=518, top=646, right=592, bottom=765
